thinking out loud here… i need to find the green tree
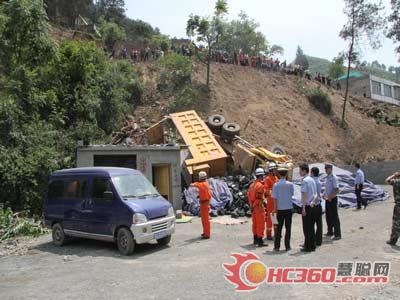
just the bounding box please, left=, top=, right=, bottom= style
left=294, top=46, right=309, bottom=69
left=122, top=18, right=155, bottom=43
left=152, top=34, right=171, bottom=52
left=328, top=54, right=345, bottom=79
left=0, top=0, right=144, bottom=215
left=186, top=0, right=228, bottom=86
left=219, top=11, right=267, bottom=55
left=339, top=0, right=384, bottom=127
left=0, top=0, right=55, bottom=74
left=94, top=0, right=126, bottom=24
left=99, top=21, right=126, bottom=50
left=44, top=0, right=93, bottom=27
left=387, top=0, right=400, bottom=61
left=268, top=45, right=284, bottom=56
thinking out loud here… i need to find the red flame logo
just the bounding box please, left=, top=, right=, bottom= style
left=223, top=252, right=264, bottom=291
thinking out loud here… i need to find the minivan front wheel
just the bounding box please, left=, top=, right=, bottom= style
left=52, top=223, right=66, bottom=246
left=117, top=228, right=135, bottom=255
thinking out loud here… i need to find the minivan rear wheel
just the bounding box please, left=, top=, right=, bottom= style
left=117, top=228, right=135, bottom=255
left=52, top=223, right=67, bottom=246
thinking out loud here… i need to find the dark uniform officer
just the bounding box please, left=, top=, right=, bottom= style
left=386, top=172, right=400, bottom=245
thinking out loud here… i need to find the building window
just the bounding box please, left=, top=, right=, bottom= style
left=383, top=84, right=392, bottom=98
left=394, top=86, right=400, bottom=100
left=371, top=81, right=381, bottom=95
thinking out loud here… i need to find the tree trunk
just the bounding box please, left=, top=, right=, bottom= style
left=342, top=47, right=352, bottom=128
left=206, top=43, right=211, bottom=87
left=341, top=7, right=356, bottom=128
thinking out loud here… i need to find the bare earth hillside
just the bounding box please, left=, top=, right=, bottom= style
left=192, top=63, right=400, bottom=164
left=131, top=62, right=399, bottom=164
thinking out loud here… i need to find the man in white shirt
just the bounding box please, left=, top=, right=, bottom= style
left=311, top=167, right=323, bottom=246
left=323, top=164, right=341, bottom=240
left=355, top=163, right=367, bottom=210
left=299, top=164, right=317, bottom=252
left=271, top=167, right=294, bottom=251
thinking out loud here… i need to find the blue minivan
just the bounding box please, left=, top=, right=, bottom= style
left=44, top=167, right=176, bottom=255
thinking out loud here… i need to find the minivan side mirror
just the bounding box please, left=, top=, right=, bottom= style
left=103, top=191, right=114, bottom=201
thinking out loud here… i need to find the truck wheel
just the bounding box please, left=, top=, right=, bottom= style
left=222, top=122, right=241, bottom=142
left=157, top=235, right=171, bottom=246
left=52, top=223, right=67, bottom=246
left=270, top=144, right=286, bottom=155
left=222, top=122, right=241, bottom=135
left=207, top=114, right=225, bottom=134
left=117, top=227, right=135, bottom=255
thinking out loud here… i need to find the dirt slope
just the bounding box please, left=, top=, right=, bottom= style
left=194, top=63, right=400, bottom=164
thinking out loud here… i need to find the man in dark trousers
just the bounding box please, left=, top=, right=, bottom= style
left=355, top=163, right=367, bottom=209
left=311, top=167, right=323, bottom=246
left=386, top=172, right=400, bottom=245
left=323, top=164, right=341, bottom=240
left=299, top=164, right=317, bottom=252
left=271, top=166, right=294, bottom=251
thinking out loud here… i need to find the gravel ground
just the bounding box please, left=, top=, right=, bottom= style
left=0, top=185, right=399, bottom=300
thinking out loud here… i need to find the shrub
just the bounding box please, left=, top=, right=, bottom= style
left=157, top=53, right=192, bottom=92
left=0, top=208, right=47, bottom=241
left=306, top=88, right=332, bottom=115
left=169, top=86, right=197, bottom=112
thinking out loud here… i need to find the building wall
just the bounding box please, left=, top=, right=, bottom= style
left=340, top=160, right=400, bottom=184
left=369, top=75, right=400, bottom=106
left=343, top=77, right=371, bottom=98
left=76, top=146, right=183, bottom=210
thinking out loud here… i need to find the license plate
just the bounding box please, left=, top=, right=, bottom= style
left=154, top=231, right=167, bottom=240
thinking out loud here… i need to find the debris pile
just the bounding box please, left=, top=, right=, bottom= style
left=364, top=107, right=400, bottom=127
left=111, top=116, right=146, bottom=145
left=183, top=175, right=253, bottom=218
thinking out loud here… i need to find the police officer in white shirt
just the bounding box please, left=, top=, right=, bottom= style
left=299, top=164, right=318, bottom=252
left=323, top=164, right=341, bottom=240
left=271, top=166, right=294, bottom=251
left=355, top=162, right=367, bottom=209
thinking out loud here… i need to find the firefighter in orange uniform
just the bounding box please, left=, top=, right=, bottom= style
left=191, top=171, right=212, bottom=239
left=265, top=162, right=279, bottom=240
left=248, top=168, right=266, bottom=246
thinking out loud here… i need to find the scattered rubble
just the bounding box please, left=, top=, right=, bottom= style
left=0, top=237, right=37, bottom=256
left=350, top=97, right=400, bottom=127
left=183, top=175, right=253, bottom=218
left=111, top=116, right=146, bottom=145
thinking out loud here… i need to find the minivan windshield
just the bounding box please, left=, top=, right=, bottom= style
left=112, top=174, right=160, bottom=199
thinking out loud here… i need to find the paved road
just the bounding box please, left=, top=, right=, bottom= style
left=1, top=186, right=399, bottom=300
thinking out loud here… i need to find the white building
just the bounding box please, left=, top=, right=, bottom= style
left=339, top=72, right=400, bottom=106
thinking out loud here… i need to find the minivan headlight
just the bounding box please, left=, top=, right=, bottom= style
left=132, top=213, right=147, bottom=224
left=168, top=207, right=175, bottom=217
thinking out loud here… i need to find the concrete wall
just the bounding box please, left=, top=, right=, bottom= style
left=340, top=74, right=400, bottom=106
left=346, top=76, right=371, bottom=98
left=76, top=145, right=183, bottom=210
left=340, top=160, right=400, bottom=184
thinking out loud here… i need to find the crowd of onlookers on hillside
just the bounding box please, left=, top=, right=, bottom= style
left=105, top=44, right=339, bottom=89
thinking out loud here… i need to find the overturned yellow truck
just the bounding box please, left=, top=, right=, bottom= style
left=146, top=110, right=293, bottom=184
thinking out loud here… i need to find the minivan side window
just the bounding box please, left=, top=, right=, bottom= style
left=65, top=179, right=87, bottom=199
left=92, top=178, right=114, bottom=201
left=48, top=180, right=64, bottom=198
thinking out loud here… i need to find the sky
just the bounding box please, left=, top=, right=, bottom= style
left=125, top=0, right=399, bottom=67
